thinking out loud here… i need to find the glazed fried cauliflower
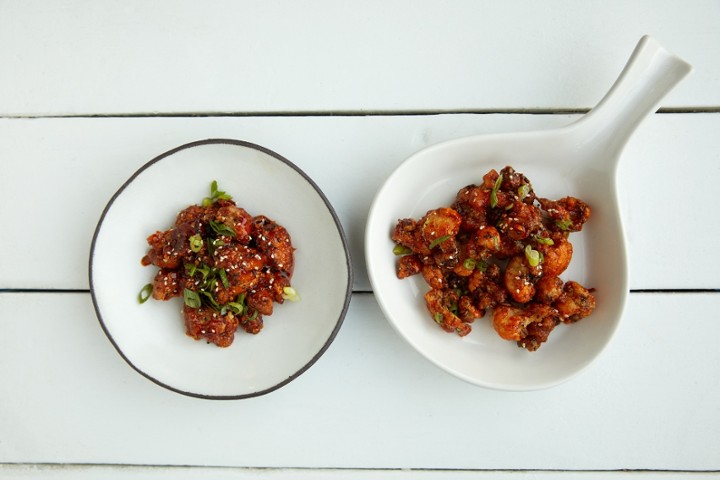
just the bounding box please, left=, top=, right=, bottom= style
left=392, top=166, right=596, bottom=351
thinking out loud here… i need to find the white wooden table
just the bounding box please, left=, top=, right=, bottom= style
left=2, top=1, right=719, bottom=478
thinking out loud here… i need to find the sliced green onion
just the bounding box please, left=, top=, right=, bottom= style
left=556, top=218, right=572, bottom=231
left=221, top=301, right=244, bottom=315
left=197, top=264, right=211, bottom=279
left=463, top=258, right=476, bottom=270
left=429, top=234, right=451, bottom=249
left=209, top=220, right=236, bottom=237
left=183, top=288, right=201, bottom=309
left=476, top=260, right=488, bottom=272
left=282, top=286, right=301, bottom=302
left=184, top=262, right=197, bottom=277
left=217, top=268, right=230, bottom=288
left=393, top=244, right=412, bottom=255
left=203, top=180, right=233, bottom=205
left=525, top=244, right=541, bottom=267
left=206, top=238, right=216, bottom=256
left=200, top=290, right=220, bottom=310
left=138, top=284, right=153, bottom=304
left=246, top=309, right=259, bottom=321
left=534, top=235, right=554, bottom=245
left=518, top=183, right=530, bottom=200
left=490, top=174, right=503, bottom=208
left=433, top=312, right=444, bottom=324
left=189, top=234, right=203, bottom=253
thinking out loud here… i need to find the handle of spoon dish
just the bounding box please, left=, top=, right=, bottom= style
left=572, top=35, right=692, bottom=164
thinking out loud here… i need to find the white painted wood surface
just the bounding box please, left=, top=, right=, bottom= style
left=1, top=0, right=718, bottom=115
left=1, top=293, right=719, bottom=470
left=1, top=113, right=718, bottom=291
left=1, top=1, right=718, bottom=478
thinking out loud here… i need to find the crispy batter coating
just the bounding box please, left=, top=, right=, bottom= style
left=393, top=166, right=596, bottom=350
left=554, top=281, right=596, bottom=323
left=142, top=186, right=295, bottom=347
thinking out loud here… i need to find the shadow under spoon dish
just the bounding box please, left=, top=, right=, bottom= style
left=90, top=139, right=352, bottom=399
left=365, top=36, right=692, bottom=391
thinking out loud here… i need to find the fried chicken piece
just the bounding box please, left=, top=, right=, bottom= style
left=554, top=281, right=596, bottom=323
left=468, top=263, right=507, bottom=313
left=183, top=304, right=239, bottom=347
left=142, top=222, right=197, bottom=269
left=537, top=232, right=574, bottom=277
left=422, top=263, right=447, bottom=290
left=495, top=200, right=543, bottom=241
left=151, top=268, right=182, bottom=301
left=253, top=215, right=295, bottom=276
left=452, top=185, right=490, bottom=231
left=397, top=254, right=423, bottom=279
left=492, top=303, right=560, bottom=351
left=425, top=289, right=471, bottom=336
left=391, top=218, right=432, bottom=256
left=239, top=309, right=264, bottom=334
left=539, top=196, right=591, bottom=233
left=534, top=275, right=564, bottom=304
left=215, top=201, right=254, bottom=244
left=420, top=207, right=462, bottom=250
left=504, top=254, right=538, bottom=304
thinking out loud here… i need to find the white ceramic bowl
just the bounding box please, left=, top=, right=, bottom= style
left=90, top=139, right=352, bottom=399
left=365, top=36, right=691, bottom=391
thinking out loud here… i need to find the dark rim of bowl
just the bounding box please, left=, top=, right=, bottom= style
left=88, top=138, right=353, bottom=400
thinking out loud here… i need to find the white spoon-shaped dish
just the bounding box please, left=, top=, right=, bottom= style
left=365, top=36, right=692, bottom=391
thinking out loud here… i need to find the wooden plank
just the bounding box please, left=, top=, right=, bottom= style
left=0, top=1, right=716, bottom=116
left=1, top=291, right=718, bottom=470
left=2, top=464, right=719, bottom=480
left=1, top=113, right=718, bottom=291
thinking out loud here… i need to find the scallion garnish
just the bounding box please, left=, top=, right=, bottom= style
left=138, top=284, right=153, bottom=304
left=218, top=268, right=230, bottom=288
left=202, top=180, right=233, bottom=206
left=393, top=244, right=412, bottom=256
left=183, top=288, right=202, bottom=308
left=282, top=286, right=301, bottom=302
left=209, top=220, right=236, bottom=238
left=534, top=235, right=554, bottom=245
left=518, top=183, right=530, bottom=200
left=185, top=262, right=197, bottom=277
left=490, top=174, right=503, bottom=208
left=189, top=234, right=203, bottom=253
left=429, top=234, right=451, bottom=249
left=524, top=244, right=541, bottom=267
left=221, top=301, right=244, bottom=316
left=556, top=219, right=572, bottom=231
left=433, top=312, right=444, bottom=324
left=199, top=290, right=220, bottom=310
left=463, top=258, right=476, bottom=270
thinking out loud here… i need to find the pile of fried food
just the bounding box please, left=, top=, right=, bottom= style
left=140, top=181, right=297, bottom=347
left=392, top=166, right=596, bottom=351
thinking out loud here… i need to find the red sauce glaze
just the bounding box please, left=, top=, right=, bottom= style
left=141, top=184, right=296, bottom=347
left=392, top=166, right=595, bottom=351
